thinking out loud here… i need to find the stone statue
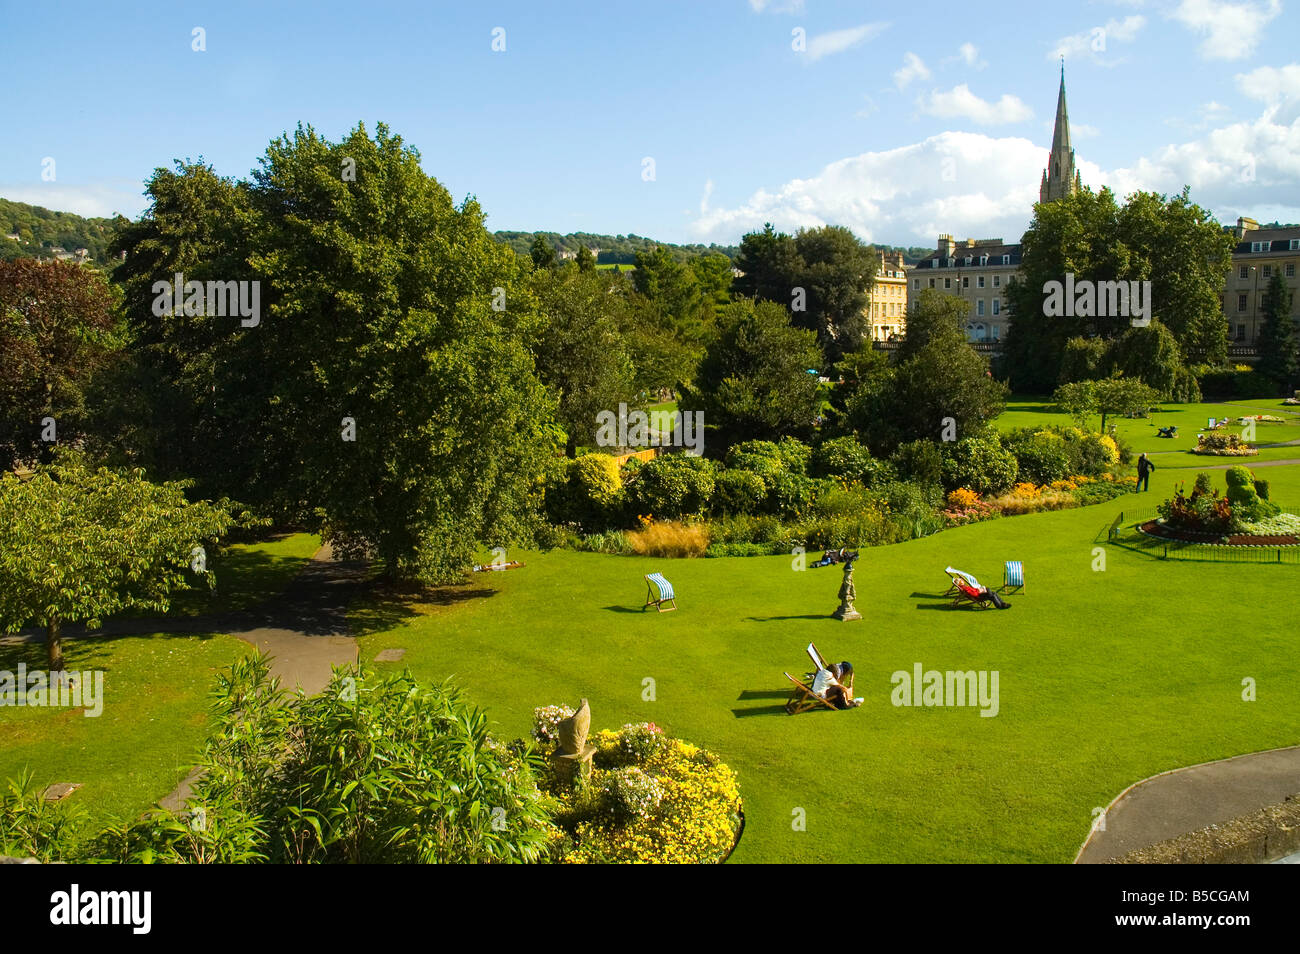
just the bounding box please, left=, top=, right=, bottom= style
left=553, top=698, right=597, bottom=784
left=557, top=698, right=590, bottom=756
left=833, top=560, right=862, bottom=621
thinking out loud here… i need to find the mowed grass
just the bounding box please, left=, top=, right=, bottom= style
left=0, top=531, right=317, bottom=833
left=169, top=532, right=321, bottom=615
left=997, top=398, right=1300, bottom=470
left=352, top=460, right=1300, bottom=864
left=0, top=632, right=250, bottom=831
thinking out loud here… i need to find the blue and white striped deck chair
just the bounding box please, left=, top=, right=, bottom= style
left=644, top=572, right=677, bottom=612
left=1002, top=560, right=1025, bottom=594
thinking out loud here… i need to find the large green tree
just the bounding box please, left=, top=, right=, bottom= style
left=1256, top=274, right=1299, bottom=393
left=0, top=259, right=122, bottom=469
left=1004, top=187, right=1232, bottom=391
left=733, top=223, right=874, bottom=361
left=0, top=451, right=241, bottom=670
left=845, top=322, right=1007, bottom=455
left=678, top=300, right=823, bottom=451
left=111, top=123, right=556, bottom=584
left=531, top=266, right=636, bottom=456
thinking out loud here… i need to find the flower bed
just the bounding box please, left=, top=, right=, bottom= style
left=1191, top=433, right=1258, bottom=456
left=1139, top=520, right=1299, bottom=546
left=537, top=719, right=743, bottom=864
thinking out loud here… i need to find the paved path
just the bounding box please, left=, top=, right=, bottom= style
left=4, top=544, right=365, bottom=694
left=1076, top=745, right=1300, bottom=863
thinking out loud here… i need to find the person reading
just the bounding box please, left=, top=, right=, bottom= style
left=810, top=661, right=863, bottom=709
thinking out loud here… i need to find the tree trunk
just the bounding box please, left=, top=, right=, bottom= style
left=47, top=617, right=64, bottom=672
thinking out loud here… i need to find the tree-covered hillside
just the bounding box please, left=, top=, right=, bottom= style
left=0, top=197, right=123, bottom=264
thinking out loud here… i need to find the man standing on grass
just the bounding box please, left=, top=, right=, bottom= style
left=1136, top=453, right=1155, bottom=493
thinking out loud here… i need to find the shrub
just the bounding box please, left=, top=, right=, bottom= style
left=724, top=440, right=785, bottom=480
left=941, top=436, right=1019, bottom=494
left=557, top=729, right=741, bottom=864
left=1192, top=433, right=1258, bottom=456
left=1254, top=478, right=1270, bottom=501
left=601, top=767, right=665, bottom=821
left=1003, top=429, right=1072, bottom=484
left=947, top=487, right=980, bottom=508
left=890, top=439, right=943, bottom=487
left=774, top=436, right=812, bottom=475
left=532, top=704, right=576, bottom=748
left=84, top=656, right=555, bottom=864
left=709, top=514, right=786, bottom=547
left=1196, top=367, right=1276, bottom=400
left=712, top=469, right=769, bottom=516
left=626, top=519, right=710, bottom=558
left=705, top=541, right=779, bottom=558
left=811, top=436, right=891, bottom=486
left=626, top=453, right=716, bottom=519
left=767, top=472, right=827, bottom=519
left=0, top=768, right=84, bottom=863
left=551, top=453, right=623, bottom=528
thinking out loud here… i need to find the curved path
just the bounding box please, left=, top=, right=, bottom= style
left=5, top=544, right=365, bottom=694
left=1075, top=745, right=1300, bottom=863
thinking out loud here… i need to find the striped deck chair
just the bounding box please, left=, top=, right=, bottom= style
left=643, top=572, right=677, bottom=612
left=1002, top=560, right=1025, bottom=594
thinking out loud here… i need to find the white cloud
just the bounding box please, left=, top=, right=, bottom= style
left=749, top=0, right=805, bottom=12
left=1168, top=0, right=1280, bottom=61
left=688, top=131, right=1048, bottom=244
left=855, top=95, right=879, bottom=119
left=0, top=182, right=143, bottom=219
left=949, top=42, right=987, bottom=70
left=893, top=52, right=931, bottom=89
left=918, top=85, right=1034, bottom=125
left=1236, top=64, right=1300, bottom=104
left=700, top=179, right=714, bottom=215
left=806, top=22, right=888, bottom=62
left=1049, top=15, right=1145, bottom=61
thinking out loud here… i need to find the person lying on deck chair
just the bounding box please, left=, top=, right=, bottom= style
left=811, top=661, right=863, bottom=708
left=812, top=547, right=860, bottom=568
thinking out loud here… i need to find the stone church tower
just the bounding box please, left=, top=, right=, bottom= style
left=1039, top=63, right=1082, bottom=204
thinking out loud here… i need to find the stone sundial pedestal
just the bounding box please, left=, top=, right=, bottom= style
left=832, top=561, right=862, bottom=621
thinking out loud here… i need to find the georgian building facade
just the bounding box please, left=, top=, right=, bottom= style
left=865, top=250, right=909, bottom=341
left=1222, top=217, right=1300, bottom=345
left=910, top=236, right=1020, bottom=342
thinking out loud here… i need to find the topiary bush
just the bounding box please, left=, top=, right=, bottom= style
left=1225, top=466, right=1278, bottom=523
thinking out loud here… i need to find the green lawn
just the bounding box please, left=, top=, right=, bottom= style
left=997, top=398, right=1300, bottom=470
left=349, top=416, right=1300, bottom=864
left=5, top=406, right=1297, bottom=862
left=0, top=531, right=318, bottom=834
left=169, top=532, right=321, bottom=615
left=0, top=631, right=250, bottom=830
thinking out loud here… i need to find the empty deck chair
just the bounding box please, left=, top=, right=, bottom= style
left=1002, top=560, right=1025, bottom=594
left=643, top=572, right=677, bottom=612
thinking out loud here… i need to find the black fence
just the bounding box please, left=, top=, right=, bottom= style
left=1107, top=506, right=1300, bottom=564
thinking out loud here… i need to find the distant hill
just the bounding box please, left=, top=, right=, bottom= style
left=494, top=231, right=932, bottom=266
left=0, top=197, right=122, bottom=264
left=494, top=231, right=738, bottom=265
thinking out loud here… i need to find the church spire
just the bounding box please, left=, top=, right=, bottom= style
left=1040, top=61, right=1080, bottom=204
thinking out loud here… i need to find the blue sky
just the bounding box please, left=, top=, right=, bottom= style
left=2, top=0, right=1298, bottom=247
